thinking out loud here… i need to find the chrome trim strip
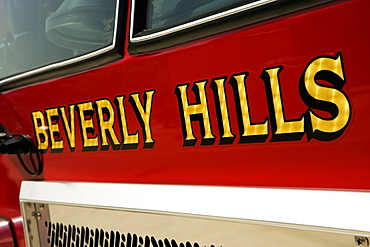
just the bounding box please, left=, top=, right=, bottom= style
left=130, top=0, right=277, bottom=43
left=20, top=181, right=370, bottom=232
left=0, top=0, right=121, bottom=87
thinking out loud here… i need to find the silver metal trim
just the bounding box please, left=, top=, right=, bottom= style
left=20, top=201, right=370, bottom=247
left=130, top=0, right=277, bottom=43
left=0, top=0, right=121, bottom=87
left=20, top=181, right=370, bottom=233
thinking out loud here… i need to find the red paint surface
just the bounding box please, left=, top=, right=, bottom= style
left=1, top=0, right=370, bottom=245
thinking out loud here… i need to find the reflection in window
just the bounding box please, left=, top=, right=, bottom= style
left=0, top=0, right=117, bottom=80
left=147, top=0, right=261, bottom=30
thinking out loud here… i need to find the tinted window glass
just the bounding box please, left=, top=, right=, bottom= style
left=0, top=0, right=118, bottom=80
left=146, top=0, right=260, bottom=30
left=131, top=0, right=336, bottom=53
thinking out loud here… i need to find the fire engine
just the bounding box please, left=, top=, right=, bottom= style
left=0, top=0, right=369, bottom=246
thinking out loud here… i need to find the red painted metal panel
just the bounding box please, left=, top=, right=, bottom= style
left=1, top=0, right=369, bottom=189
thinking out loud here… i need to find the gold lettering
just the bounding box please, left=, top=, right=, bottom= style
left=264, top=67, right=304, bottom=139
left=303, top=54, right=350, bottom=137
left=234, top=74, right=268, bottom=139
left=212, top=78, right=234, bottom=139
left=59, top=105, right=76, bottom=150
left=130, top=90, right=155, bottom=146
left=31, top=111, right=49, bottom=152
left=95, top=99, right=120, bottom=149
left=115, top=95, right=139, bottom=146
left=176, top=82, right=215, bottom=145
left=77, top=102, right=98, bottom=150
left=45, top=108, right=63, bottom=151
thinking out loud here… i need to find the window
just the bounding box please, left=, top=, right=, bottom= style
left=146, top=0, right=264, bottom=31
left=0, top=0, right=121, bottom=89
left=130, top=0, right=336, bottom=53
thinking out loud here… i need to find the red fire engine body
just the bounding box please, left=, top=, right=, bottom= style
left=0, top=0, right=369, bottom=246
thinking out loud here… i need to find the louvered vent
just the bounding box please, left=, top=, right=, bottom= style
left=45, top=221, right=219, bottom=247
